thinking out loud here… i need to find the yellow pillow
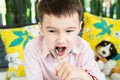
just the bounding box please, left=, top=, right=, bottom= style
left=0, top=25, right=40, bottom=80
left=82, top=12, right=120, bottom=54
left=82, top=13, right=120, bottom=67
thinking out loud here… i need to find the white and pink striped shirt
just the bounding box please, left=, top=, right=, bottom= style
left=24, top=35, right=105, bottom=80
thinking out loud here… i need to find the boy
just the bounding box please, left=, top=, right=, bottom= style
left=24, top=0, right=105, bottom=80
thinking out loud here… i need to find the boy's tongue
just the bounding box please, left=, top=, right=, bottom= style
left=57, top=47, right=65, bottom=56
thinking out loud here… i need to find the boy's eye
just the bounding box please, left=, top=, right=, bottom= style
left=66, top=30, right=74, bottom=33
left=48, top=30, right=56, bottom=33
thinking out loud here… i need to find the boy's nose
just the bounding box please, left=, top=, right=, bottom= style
left=56, top=33, right=66, bottom=44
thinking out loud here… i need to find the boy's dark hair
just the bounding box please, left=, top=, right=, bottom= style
left=37, top=0, right=83, bottom=23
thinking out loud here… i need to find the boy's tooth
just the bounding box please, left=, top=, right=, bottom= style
left=58, top=47, right=63, bottom=52
left=60, top=48, right=62, bottom=52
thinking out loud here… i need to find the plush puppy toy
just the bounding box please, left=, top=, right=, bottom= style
left=95, top=40, right=120, bottom=80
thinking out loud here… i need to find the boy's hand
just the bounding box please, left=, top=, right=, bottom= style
left=55, top=62, right=92, bottom=80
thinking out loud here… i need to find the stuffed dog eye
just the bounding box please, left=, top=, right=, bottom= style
left=102, top=51, right=106, bottom=55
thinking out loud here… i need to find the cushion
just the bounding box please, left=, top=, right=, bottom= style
left=82, top=12, right=120, bottom=66
left=0, top=24, right=40, bottom=80
left=82, top=12, right=120, bottom=54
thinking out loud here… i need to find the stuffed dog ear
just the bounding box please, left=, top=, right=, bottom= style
left=96, top=40, right=110, bottom=49
left=108, top=43, right=117, bottom=59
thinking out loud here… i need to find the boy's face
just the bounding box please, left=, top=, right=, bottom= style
left=39, top=12, right=82, bottom=59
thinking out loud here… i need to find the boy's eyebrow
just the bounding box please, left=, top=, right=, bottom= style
left=46, top=26, right=76, bottom=30
left=46, top=26, right=54, bottom=29
left=46, top=26, right=77, bottom=29
left=66, top=27, right=77, bottom=29
left=46, top=26, right=56, bottom=29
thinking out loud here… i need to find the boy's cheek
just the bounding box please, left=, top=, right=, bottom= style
left=46, top=40, right=55, bottom=48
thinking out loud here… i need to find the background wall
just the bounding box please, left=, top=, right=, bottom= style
left=0, top=0, right=120, bottom=27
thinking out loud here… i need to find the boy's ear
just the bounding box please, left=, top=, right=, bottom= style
left=38, top=22, right=44, bottom=35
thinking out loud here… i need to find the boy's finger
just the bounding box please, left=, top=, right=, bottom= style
left=56, top=62, right=66, bottom=71
left=61, top=68, right=69, bottom=79
left=59, top=63, right=70, bottom=77
left=57, top=65, right=65, bottom=77
left=64, top=72, right=72, bottom=80
left=55, top=62, right=67, bottom=77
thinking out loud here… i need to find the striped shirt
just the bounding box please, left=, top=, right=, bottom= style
left=24, top=35, right=105, bottom=80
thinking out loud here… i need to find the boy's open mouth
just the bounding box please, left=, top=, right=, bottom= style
left=55, top=47, right=66, bottom=56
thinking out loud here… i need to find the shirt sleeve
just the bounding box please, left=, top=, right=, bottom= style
left=88, top=72, right=105, bottom=80
left=78, top=43, right=105, bottom=80
left=24, top=44, right=43, bottom=80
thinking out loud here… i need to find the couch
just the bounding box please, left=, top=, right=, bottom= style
left=0, top=12, right=120, bottom=80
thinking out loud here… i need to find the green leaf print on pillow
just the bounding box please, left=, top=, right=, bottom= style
left=94, top=18, right=113, bottom=36
left=9, top=31, right=33, bottom=48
